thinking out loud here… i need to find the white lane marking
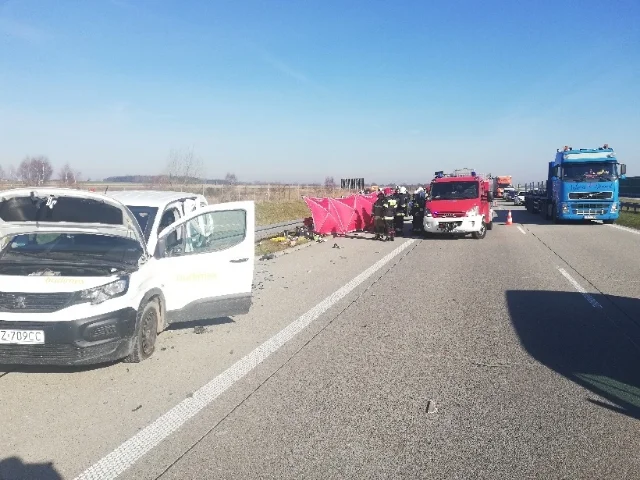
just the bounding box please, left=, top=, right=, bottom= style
left=75, top=239, right=417, bottom=480
left=557, top=267, right=602, bottom=309
left=516, top=226, right=526, bottom=235
left=606, top=224, right=640, bottom=235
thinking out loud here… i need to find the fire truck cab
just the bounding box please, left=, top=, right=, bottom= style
left=424, top=170, right=494, bottom=239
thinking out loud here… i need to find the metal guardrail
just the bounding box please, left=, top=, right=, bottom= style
left=255, top=219, right=305, bottom=241
left=620, top=202, right=639, bottom=214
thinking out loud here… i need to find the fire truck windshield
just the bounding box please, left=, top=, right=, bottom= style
left=430, top=181, right=479, bottom=200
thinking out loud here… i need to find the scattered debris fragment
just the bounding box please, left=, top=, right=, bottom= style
left=426, top=400, right=438, bottom=414
left=132, top=405, right=142, bottom=412
left=193, top=326, right=206, bottom=334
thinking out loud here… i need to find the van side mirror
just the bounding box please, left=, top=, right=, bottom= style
left=620, top=164, right=627, bottom=175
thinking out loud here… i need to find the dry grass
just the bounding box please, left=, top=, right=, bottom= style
left=255, top=237, right=309, bottom=257
left=255, top=200, right=310, bottom=226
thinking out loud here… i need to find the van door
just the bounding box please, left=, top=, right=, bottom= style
left=155, top=201, right=255, bottom=324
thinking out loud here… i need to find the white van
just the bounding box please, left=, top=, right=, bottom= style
left=0, top=188, right=255, bottom=366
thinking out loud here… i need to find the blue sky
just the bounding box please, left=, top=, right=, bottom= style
left=1, top=0, right=638, bottom=184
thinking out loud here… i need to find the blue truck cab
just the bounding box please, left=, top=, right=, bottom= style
left=535, top=145, right=626, bottom=224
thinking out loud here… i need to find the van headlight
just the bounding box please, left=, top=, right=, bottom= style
left=76, top=278, right=129, bottom=305
left=466, top=206, right=479, bottom=216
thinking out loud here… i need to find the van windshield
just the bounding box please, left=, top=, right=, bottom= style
left=126, top=206, right=158, bottom=242
left=430, top=181, right=479, bottom=200
left=0, top=232, right=143, bottom=267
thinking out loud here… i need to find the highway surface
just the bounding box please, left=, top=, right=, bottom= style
left=1, top=204, right=639, bottom=480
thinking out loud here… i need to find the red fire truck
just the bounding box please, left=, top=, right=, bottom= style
left=423, top=170, right=494, bottom=239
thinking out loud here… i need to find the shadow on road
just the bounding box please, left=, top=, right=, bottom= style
left=0, top=456, right=62, bottom=480
left=506, top=290, right=640, bottom=421
left=167, top=316, right=234, bottom=331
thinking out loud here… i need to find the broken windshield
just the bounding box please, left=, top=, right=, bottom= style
left=0, top=196, right=124, bottom=224
left=0, top=232, right=143, bottom=267
left=561, top=163, right=618, bottom=182
left=430, top=181, right=479, bottom=200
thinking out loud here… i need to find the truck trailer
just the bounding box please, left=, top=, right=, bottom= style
left=525, top=145, right=626, bottom=223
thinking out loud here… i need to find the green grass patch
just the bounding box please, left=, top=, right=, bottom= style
left=255, top=200, right=310, bottom=226
left=616, top=211, right=640, bottom=230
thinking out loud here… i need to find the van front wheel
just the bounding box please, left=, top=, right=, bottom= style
left=124, top=299, right=160, bottom=363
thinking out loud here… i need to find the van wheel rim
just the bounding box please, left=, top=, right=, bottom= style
left=141, top=310, right=158, bottom=355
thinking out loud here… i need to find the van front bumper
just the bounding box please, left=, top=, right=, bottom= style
left=0, top=308, right=137, bottom=366
left=423, top=215, right=484, bottom=234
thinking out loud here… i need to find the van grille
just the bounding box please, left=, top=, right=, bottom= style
left=0, top=292, right=74, bottom=313
left=433, top=211, right=465, bottom=218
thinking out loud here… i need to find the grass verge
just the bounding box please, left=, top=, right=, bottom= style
left=616, top=211, right=640, bottom=230
left=255, top=236, right=309, bottom=257
left=255, top=200, right=309, bottom=226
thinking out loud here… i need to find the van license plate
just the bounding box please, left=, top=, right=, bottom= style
left=0, top=329, right=45, bottom=345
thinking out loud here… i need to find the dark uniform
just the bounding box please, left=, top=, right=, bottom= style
left=372, top=193, right=387, bottom=240
left=393, top=190, right=409, bottom=236
left=411, top=192, right=426, bottom=233
left=384, top=196, right=397, bottom=241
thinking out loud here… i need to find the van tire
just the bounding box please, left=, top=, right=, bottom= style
left=124, top=299, right=160, bottom=363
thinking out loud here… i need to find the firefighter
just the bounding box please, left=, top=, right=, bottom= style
left=393, top=186, right=409, bottom=236
left=384, top=192, right=397, bottom=241
left=411, top=187, right=426, bottom=233
left=372, top=191, right=387, bottom=240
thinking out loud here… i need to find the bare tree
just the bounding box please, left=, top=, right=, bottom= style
left=165, top=146, right=204, bottom=188
left=324, top=176, right=336, bottom=188
left=59, top=163, right=81, bottom=186
left=17, top=156, right=54, bottom=186
left=225, top=172, right=238, bottom=185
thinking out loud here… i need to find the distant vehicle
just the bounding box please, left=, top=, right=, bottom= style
left=513, top=191, right=526, bottom=205
left=525, top=145, right=626, bottom=223
left=503, top=187, right=516, bottom=201
left=493, top=175, right=513, bottom=198
left=0, top=188, right=255, bottom=366
left=423, top=170, right=494, bottom=239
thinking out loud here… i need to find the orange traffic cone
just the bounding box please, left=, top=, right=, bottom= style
left=506, top=210, right=513, bottom=225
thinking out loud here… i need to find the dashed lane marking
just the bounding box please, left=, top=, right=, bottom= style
left=74, top=239, right=417, bottom=480
left=516, top=226, right=526, bottom=235
left=557, top=267, right=603, bottom=309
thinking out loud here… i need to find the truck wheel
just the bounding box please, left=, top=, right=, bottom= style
left=472, top=221, right=487, bottom=239
left=124, top=299, right=160, bottom=363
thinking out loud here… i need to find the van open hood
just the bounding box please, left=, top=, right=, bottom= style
left=0, top=188, right=146, bottom=250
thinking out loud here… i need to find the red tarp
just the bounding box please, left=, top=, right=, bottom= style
left=304, top=194, right=377, bottom=235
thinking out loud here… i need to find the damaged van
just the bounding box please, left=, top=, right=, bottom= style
left=0, top=188, right=255, bottom=366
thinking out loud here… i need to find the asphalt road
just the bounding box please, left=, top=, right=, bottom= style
left=1, top=203, right=639, bottom=480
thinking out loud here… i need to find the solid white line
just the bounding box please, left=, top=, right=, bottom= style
left=557, top=267, right=602, bottom=309
left=516, top=226, right=526, bottom=235
left=74, top=239, right=417, bottom=480
left=606, top=224, right=640, bottom=235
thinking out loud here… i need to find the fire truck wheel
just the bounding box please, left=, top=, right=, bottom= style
left=472, top=221, right=487, bottom=239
